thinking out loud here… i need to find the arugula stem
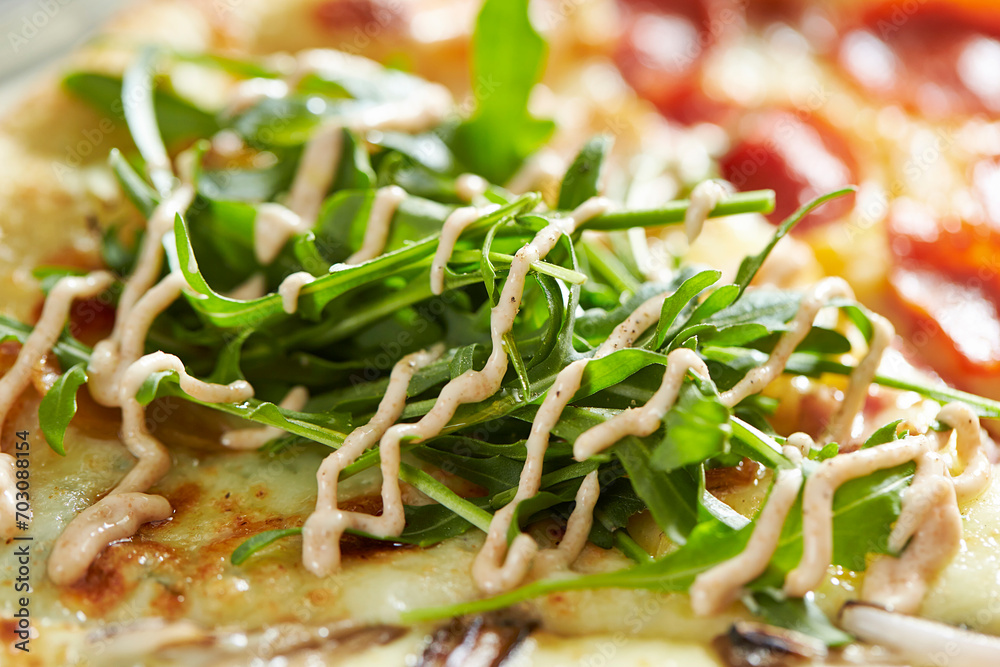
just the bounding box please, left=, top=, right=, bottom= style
left=399, top=463, right=493, bottom=531
left=581, top=190, right=776, bottom=232
left=581, top=239, right=642, bottom=296
left=488, top=252, right=587, bottom=285
left=613, top=530, right=654, bottom=564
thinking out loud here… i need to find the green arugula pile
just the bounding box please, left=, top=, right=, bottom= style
left=4, top=0, right=1000, bottom=646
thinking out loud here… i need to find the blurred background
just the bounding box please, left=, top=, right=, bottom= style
left=0, top=0, right=129, bottom=110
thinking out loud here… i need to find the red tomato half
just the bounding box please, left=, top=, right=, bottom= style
left=720, top=111, right=858, bottom=228
left=838, top=1, right=1000, bottom=117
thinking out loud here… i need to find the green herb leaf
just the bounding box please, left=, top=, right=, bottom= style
left=558, top=135, right=611, bottom=210
left=231, top=528, right=302, bottom=565
left=38, top=363, right=89, bottom=456
left=652, top=379, right=731, bottom=471
left=451, top=0, right=554, bottom=183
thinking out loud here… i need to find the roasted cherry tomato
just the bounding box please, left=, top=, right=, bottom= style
left=838, top=0, right=1000, bottom=117
left=720, top=111, right=857, bottom=228
left=614, top=0, right=734, bottom=124
left=886, top=187, right=1000, bottom=382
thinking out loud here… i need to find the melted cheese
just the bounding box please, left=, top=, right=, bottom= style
left=222, top=385, right=310, bottom=450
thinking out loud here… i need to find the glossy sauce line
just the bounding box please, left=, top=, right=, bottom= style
left=302, top=345, right=443, bottom=575
left=474, top=290, right=669, bottom=593
left=308, top=198, right=611, bottom=581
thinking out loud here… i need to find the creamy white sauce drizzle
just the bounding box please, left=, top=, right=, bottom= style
left=690, top=446, right=804, bottom=615
left=254, top=203, right=308, bottom=265
left=344, top=185, right=407, bottom=264
left=533, top=470, right=601, bottom=575
left=302, top=345, right=443, bottom=576
left=222, top=385, right=309, bottom=450
left=718, top=278, right=851, bottom=412
left=285, top=123, right=345, bottom=229
left=303, top=198, right=611, bottom=581
left=937, top=401, right=992, bottom=503
left=278, top=272, right=316, bottom=315
left=455, top=173, right=489, bottom=202
left=47, top=493, right=173, bottom=585
left=88, top=185, right=195, bottom=408
left=683, top=179, right=732, bottom=243
left=474, top=291, right=669, bottom=592
left=0, top=272, right=114, bottom=431
left=430, top=205, right=491, bottom=296
left=48, top=351, right=254, bottom=585
left=573, top=348, right=711, bottom=461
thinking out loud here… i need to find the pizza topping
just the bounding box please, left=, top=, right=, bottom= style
left=454, top=173, right=490, bottom=202
left=0, top=272, right=114, bottom=436
left=47, top=492, right=174, bottom=586
left=6, top=0, right=1000, bottom=653
left=474, top=290, right=668, bottom=593
left=720, top=112, right=857, bottom=229
left=277, top=271, right=317, bottom=315
left=838, top=2, right=1000, bottom=117
left=431, top=204, right=502, bottom=296
left=691, top=449, right=804, bottom=616
left=838, top=602, right=1000, bottom=666
left=303, top=345, right=443, bottom=576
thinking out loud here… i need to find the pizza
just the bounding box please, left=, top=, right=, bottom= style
left=2, top=0, right=1000, bottom=665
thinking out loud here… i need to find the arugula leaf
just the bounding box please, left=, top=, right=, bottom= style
left=122, top=47, right=174, bottom=195
left=64, top=72, right=218, bottom=155
left=650, top=269, right=720, bottom=350
left=732, top=187, right=856, bottom=296
left=451, top=0, right=554, bottom=183
left=558, top=136, right=611, bottom=209
left=652, top=379, right=731, bottom=471
left=231, top=528, right=302, bottom=565
left=404, top=458, right=914, bottom=622
left=110, top=148, right=158, bottom=218
left=38, top=363, right=89, bottom=456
